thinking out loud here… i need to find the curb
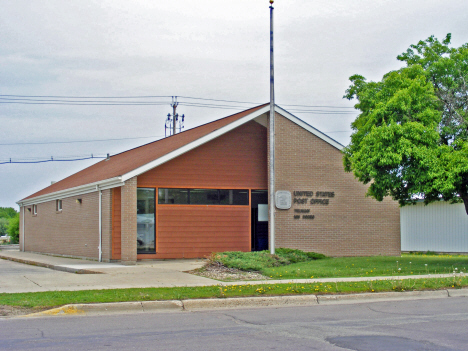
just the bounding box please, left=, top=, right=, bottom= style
left=0, top=254, right=101, bottom=274
left=18, top=288, right=468, bottom=318
left=316, top=289, right=449, bottom=305
left=183, top=295, right=318, bottom=310
left=24, top=300, right=184, bottom=317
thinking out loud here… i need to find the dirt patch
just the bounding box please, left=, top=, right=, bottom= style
left=189, top=261, right=270, bottom=281
left=0, top=305, right=49, bottom=317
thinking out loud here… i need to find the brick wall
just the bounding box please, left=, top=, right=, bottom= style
left=121, top=177, right=137, bottom=264
left=23, top=192, right=100, bottom=259
left=271, top=113, right=400, bottom=256
left=101, top=189, right=112, bottom=262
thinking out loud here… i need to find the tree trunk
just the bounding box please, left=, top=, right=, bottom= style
left=462, top=196, right=468, bottom=215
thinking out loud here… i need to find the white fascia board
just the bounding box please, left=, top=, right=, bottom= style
left=17, top=177, right=124, bottom=206
left=121, top=106, right=271, bottom=181
left=275, top=106, right=344, bottom=151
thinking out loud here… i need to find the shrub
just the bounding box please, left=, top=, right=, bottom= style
left=0, top=218, right=8, bottom=236
left=209, top=248, right=326, bottom=272
left=7, top=214, right=19, bottom=244
left=210, top=251, right=289, bottom=271
left=275, top=248, right=326, bottom=263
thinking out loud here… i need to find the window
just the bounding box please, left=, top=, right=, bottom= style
left=56, top=199, right=62, bottom=212
left=157, top=188, right=188, bottom=204
left=190, top=189, right=219, bottom=205
left=158, top=188, right=249, bottom=206
left=32, top=204, right=37, bottom=215
left=137, top=188, right=156, bottom=254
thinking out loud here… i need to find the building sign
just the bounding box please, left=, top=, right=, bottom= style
left=275, top=190, right=292, bottom=209
left=293, top=190, right=335, bottom=220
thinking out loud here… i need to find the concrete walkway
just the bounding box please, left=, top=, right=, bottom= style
left=0, top=250, right=466, bottom=294
left=0, top=250, right=216, bottom=293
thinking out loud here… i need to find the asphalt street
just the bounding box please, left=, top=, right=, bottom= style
left=1, top=297, right=467, bottom=350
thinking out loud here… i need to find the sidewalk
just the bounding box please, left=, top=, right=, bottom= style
left=0, top=250, right=215, bottom=293
left=1, top=249, right=466, bottom=294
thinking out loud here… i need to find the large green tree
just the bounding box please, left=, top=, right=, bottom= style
left=0, top=207, right=17, bottom=219
left=343, top=34, right=468, bottom=214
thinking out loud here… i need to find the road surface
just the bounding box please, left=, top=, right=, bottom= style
left=1, top=296, right=467, bottom=350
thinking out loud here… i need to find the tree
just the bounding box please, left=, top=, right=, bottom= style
left=7, top=214, right=19, bottom=244
left=343, top=34, right=468, bottom=214
left=0, top=207, right=17, bottom=219
left=0, top=218, right=8, bottom=236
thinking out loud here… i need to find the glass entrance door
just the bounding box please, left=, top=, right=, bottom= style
left=137, top=188, right=156, bottom=254
left=251, top=190, right=268, bottom=251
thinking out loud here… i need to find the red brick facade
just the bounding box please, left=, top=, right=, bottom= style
left=19, top=108, right=401, bottom=262
left=272, top=113, right=400, bottom=256
left=22, top=192, right=101, bottom=259
left=120, top=176, right=137, bottom=264
left=101, top=189, right=113, bottom=262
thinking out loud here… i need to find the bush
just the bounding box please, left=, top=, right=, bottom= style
left=0, top=218, right=8, bottom=236
left=275, top=248, right=326, bottom=263
left=210, top=248, right=326, bottom=272
left=7, top=214, right=19, bottom=244
left=210, top=251, right=289, bottom=271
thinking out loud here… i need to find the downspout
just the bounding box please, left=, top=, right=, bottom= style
left=21, top=204, right=25, bottom=251
left=98, top=187, right=102, bottom=262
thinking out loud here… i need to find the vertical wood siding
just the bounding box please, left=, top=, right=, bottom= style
left=401, top=202, right=468, bottom=252
left=135, top=120, right=267, bottom=259
left=138, top=121, right=268, bottom=189
left=156, top=206, right=250, bottom=258
left=112, top=187, right=122, bottom=259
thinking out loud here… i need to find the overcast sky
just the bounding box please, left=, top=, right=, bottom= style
left=1, top=0, right=468, bottom=209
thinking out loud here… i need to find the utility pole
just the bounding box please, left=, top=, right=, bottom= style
left=165, top=96, right=185, bottom=137
left=269, top=0, right=276, bottom=255
left=171, top=96, right=178, bottom=136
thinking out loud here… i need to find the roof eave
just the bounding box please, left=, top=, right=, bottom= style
left=17, top=104, right=344, bottom=206
left=121, top=105, right=271, bottom=181
left=17, top=176, right=124, bottom=206
left=275, top=106, right=344, bottom=150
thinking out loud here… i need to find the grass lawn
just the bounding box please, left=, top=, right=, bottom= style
left=261, top=254, right=468, bottom=279
left=1, top=275, right=467, bottom=309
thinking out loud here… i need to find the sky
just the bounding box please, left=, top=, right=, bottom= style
left=1, top=0, right=468, bottom=209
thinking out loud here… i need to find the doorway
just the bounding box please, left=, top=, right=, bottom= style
left=251, top=190, right=268, bottom=251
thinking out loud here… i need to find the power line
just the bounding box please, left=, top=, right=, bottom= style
left=0, top=94, right=356, bottom=110
left=0, top=154, right=107, bottom=165
left=0, top=135, right=164, bottom=146
left=0, top=101, right=169, bottom=106
left=0, top=94, right=172, bottom=99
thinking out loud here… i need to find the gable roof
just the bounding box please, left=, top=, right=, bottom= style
left=18, top=104, right=343, bottom=205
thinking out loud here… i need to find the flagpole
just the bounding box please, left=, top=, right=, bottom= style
left=269, top=0, right=276, bottom=255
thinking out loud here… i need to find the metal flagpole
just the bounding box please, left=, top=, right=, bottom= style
left=269, top=0, right=276, bottom=254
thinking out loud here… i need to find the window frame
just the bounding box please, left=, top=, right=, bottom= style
left=32, top=204, right=37, bottom=215
left=158, top=188, right=249, bottom=206
left=56, top=199, right=62, bottom=212
left=137, top=187, right=156, bottom=254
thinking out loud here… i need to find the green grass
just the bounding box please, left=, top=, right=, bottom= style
left=211, top=250, right=468, bottom=279
left=261, top=254, right=468, bottom=279
left=1, top=276, right=467, bottom=308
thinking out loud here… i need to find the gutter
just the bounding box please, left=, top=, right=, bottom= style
left=98, top=187, right=102, bottom=262
left=17, top=177, right=124, bottom=206
left=21, top=205, right=25, bottom=252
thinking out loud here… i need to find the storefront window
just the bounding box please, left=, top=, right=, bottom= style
left=158, top=188, right=249, bottom=205
left=190, top=189, right=219, bottom=205
left=219, top=190, right=249, bottom=205
left=158, top=188, right=188, bottom=204
left=137, top=188, right=155, bottom=254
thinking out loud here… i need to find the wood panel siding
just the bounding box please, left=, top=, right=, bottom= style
left=137, top=121, right=268, bottom=189
left=111, top=187, right=122, bottom=260
left=151, top=206, right=250, bottom=258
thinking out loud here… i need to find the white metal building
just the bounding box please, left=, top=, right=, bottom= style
left=401, top=201, right=468, bottom=253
